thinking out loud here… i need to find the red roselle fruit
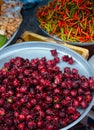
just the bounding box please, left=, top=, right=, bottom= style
left=0, top=49, right=93, bottom=130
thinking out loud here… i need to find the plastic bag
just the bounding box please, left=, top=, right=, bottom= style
left=21, top=0, right=42, bottom=4
left=0, top=0, right=22, bottom=39
left=2, top=0, right=23, bottom=18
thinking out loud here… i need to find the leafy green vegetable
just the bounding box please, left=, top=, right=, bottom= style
left=0, top=35, right=7, bottom=47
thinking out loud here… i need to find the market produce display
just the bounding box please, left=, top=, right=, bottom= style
left=0, top=49, right=94, bottom=130
left=0, top=1, right=22, bottom=47
left=36, top=0, right=94, bottom=43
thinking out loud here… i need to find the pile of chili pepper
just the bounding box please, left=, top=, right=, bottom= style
left=36, top=0, right=94, bottom=43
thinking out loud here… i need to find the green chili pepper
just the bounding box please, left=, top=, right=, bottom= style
left=67, top=28, right=72, bottom=40
left=69, top=37, right=79, bottom=42
left=47, top=10, right=55, bottom=20
left=70, top=3, right=78, bottom=17
left=61, top=28, right=67, bottom=41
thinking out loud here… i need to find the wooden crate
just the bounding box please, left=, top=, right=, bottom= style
left=21, top=31, right=89, bottom=59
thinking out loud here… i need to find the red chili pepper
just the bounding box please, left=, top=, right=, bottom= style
left=64, top=28, right=68, bottom=35
left=61, top=21, right=65, bottom=27
left=58, top=20, right=62, bottom=27
left=73, top=11, right=78, bottom=19
left=55, top=4, right=59, bottom=11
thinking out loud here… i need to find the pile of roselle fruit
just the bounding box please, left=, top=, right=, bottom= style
left=0, top=49, right=94, bottom=130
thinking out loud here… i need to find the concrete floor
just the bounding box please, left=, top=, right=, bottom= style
left=70, top=123, right=86, bottom=130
